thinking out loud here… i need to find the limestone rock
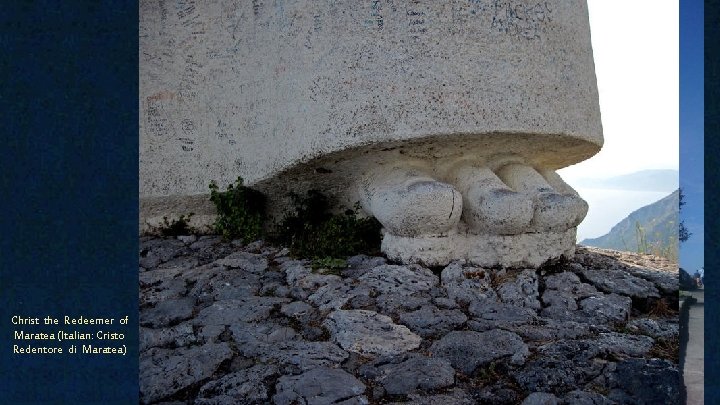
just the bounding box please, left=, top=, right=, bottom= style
left=139, top=343, right=233, bottom=404
left=513, top=340, right=605, bottom=393
left=366, top=354, right=456, bottom=395
left=544, top=271, right=598, bottom=298
left=189, top=236, right=222, bottom=250
left=593, top=332, right=654, bottom=358
left=357, top=264, right=438, bottom=295
left=323, top=310, right=422, bottom=357
left=522, top=392, right=559, bottom=405
left=213, top=251, right=268, bottom=272
left=375, top=294, right=429, bottom=317
left=386, top=389, right=474, bottom=405
left=229, top=322, right=298, bottom=346
left=430, top=330, right=527, bottom=375
left=441, top=262, right=498, bottom=305
left=343, top=255, right=388, bottom=278
left=140, top=238, right=186, bottom=269
left=503, top=318, right=592, bottom=342
left=626, top=318, right=679, bottom=340
left=138, top=238, right=680, bottom=403
left=280, top=301, right=314, bottom=319
left=579, top=268, right=660, bottom=299
left=308, top=281, right=372, bottom=312
left=177, top=234, right=197, bottom=244
left=467, top=299, right=537, bottom=331
left=140, top=324, right=198, bottom=351
left=238, top=340, right=349, bottom=373
left=398, top=305, right=468, bottom=338
left=273, top=367, right=367, bottom=405
left=140, top=297, right=195, bottom=328
left=578, top=293, right=632, bottom=323
left=560, top=390, right=613, bottom=405
left=496, top=269, right=541, bottom=310
left=433, top=297, right=459, bottom=309
left=284, top=260, right=342, bottom=292
left=156, top=254, right=200, bottom=271
left=196, top=364, right=279, bottom=404
left=606, top=359, right=680, bottom=404
left=541, top=290, right=578, bottom=312
left=622, top=265, right=679, bottom=295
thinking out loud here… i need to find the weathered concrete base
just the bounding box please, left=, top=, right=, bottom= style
left=382, top=228, right=577, bottom=268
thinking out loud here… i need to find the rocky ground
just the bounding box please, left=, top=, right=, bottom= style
left=139, top=236, right=680, bottom=405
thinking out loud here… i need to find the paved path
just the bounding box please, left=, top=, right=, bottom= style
left=685, top=290, right=704, bottom=404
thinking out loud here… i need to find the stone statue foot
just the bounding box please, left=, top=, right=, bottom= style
left=451, top=165, right=534, bottom=235
left=359, top=166, right=462, bottom=237
left=494, top=163, right=588, bottom=233
left=359, top=160, right=587, bottom=268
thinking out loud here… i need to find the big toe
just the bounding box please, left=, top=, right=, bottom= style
left=361, top=168, right=462, bottom=237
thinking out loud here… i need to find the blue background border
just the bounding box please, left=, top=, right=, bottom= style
left=705, top=0, right=719, bottom=403
left=1, top=2, right=139, bottom=403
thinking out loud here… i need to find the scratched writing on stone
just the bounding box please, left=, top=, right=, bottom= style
left=365, top=0, right=384, bottom=29
left=406, top=8, right=427, bottom=36
left=491, top=0, right=552, bottom=40
left=176, top=1, right=196, bottom=19
left=253, top=0, right=263, bottom=17
left=177, top=137, right=195, bottom=152
left=146, top=91, right=176, bottom=137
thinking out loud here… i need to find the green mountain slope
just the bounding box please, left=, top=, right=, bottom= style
left=580, top=190, right=679, bottom=258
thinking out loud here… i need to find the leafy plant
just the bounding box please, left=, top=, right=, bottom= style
left=635, top=221, right=648, bottom=254
left=160, top=213, right=194, bottom=236
left=679, top=188, right=691, bottom=243
left=312, top=257, right=348, bottom=272
left=209, top=177, right=266, bottom=242
left=270, top=190, right=382, bottom=261
left=633, top=220, right=678, bottom=261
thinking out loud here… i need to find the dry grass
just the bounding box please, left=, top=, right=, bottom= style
left=648, top=298, right=676, bottom=318
left=648, top=336, right=680, bottom=362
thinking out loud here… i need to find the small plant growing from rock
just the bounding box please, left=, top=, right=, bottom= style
left=475, top=363, right=501, bottom=386
left=209, top=177, right=266, bottom=242
left=271, top=190, right=382, bottom=264
left=159, top=213, right=194, bottom=236
left=312, top=257, right=348, bottom=273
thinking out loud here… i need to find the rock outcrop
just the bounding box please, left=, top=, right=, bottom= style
left=139, top=237, right=679, bottom=404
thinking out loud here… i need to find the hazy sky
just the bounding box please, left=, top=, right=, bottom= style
left=561, top=1, right=703, bottom=272
left=559, top=1, right=679, bottom=181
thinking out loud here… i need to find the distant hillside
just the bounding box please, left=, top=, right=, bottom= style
left=574, top=169, right=678, bottom=192
left=581, top=190, right=679, bottom=258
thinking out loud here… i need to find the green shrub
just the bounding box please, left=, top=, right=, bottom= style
left=159, top=213, right=194, bottom=236
left=312, top=257, right=348, bottom=275
left=209, top=177, right=266, bottom=242
left=271, top=190, right=382, bottom=261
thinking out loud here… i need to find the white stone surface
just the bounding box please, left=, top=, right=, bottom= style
left=383, top=227, right=577, bottom=267
left=140, top=0, right=602, bottom=217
